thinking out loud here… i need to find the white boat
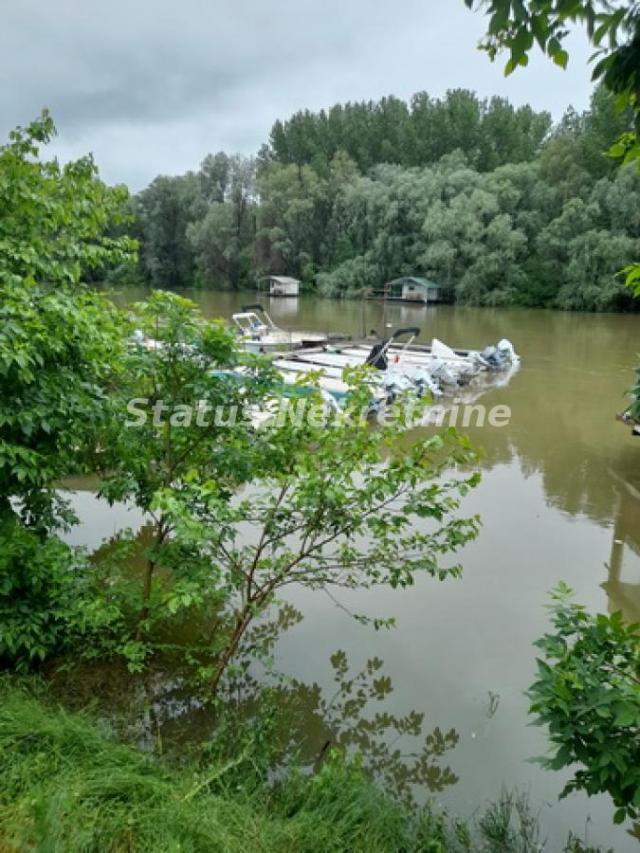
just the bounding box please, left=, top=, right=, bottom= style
left=139, top=314, right=520, bottom=415
left=271, top=326, right=520, bottom=406
left=232, top=304, right=327, bottom=354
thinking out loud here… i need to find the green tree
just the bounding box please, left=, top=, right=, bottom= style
left=188, top=155, right=256, bottom=289
left=0, top=113, right=136, bottom=664
left=266, top=90, right=550, bottom=174
left=256, top=162, right=329, bottom=278
left=135, top=173, right=204, bottom=288
left=464, top=0, right=640, bottom=292
left=529, top=585, right=640, bottom=825
left=199, top=151, right=231, bottom=203
left=95, top=292, right=276, bottom=650
left=0, top=112, right=135, bottom=530
left=0, top=111, right=134, bottom=288
left=148, top=390, right=481, bottom=697
left=95, top=295, right=481, bottom=693
left=132, top=82, right=640, bottom=309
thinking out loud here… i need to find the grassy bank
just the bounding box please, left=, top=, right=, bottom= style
left=0, top=682, right=605, bottom=853
left=0, top=683, right=455, bottom=852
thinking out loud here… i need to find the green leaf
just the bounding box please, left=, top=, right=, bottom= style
left=613, top=704, right=637, bottom=727
left=552, top=49, right=569, bottom=69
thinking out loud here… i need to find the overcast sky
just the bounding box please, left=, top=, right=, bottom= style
left=1, top=1, right=594, bottom=190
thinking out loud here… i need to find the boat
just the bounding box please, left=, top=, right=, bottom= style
left=138, top=314, right=520, bottom=416
left=271, top=327, right=520, bottom=405
left=232, top=304, right=328, bottom=354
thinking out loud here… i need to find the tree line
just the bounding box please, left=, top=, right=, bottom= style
left=127, top=86, right=640, bottom=312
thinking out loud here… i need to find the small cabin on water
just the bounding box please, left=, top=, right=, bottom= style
left=366, top=276, right=442, bottom=304
left=260, top=275, right=300, bottom=297
left=388, top=276, right=441, bottom=303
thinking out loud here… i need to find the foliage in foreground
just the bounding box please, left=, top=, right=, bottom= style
left=0, top=683, right=607, bottom=853
left=0, top=112, right=140, bottom=669
left=92, top=290, right=481, bottom=694
left=0, top=112, right=134, bottom=531
left=529, top=585, right=640, bottom=825
left=465, top=0, right=640, bottom=299
left=0, top=520, right=96, bottom=665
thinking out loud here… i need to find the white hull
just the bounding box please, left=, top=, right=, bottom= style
left=243, top=332, right=327, bottom=354
left=271, top=336, right=520, bottom=406
left=230, top=310, right=520, bottom=412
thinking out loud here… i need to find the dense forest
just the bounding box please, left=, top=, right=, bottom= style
left=126, top=86, right=640, bottom=311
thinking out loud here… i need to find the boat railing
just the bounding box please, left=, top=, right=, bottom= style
left=238, top=304, right=279, bottom=332
left=382, top=327, right=421, bottom=363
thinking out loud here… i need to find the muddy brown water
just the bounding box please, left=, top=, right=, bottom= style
left=65, top=288, right=640, bottom=850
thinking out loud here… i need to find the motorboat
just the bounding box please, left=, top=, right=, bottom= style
left=232, top=304, right=328, bottom=354
left=271, top=327, right=520, bottom=404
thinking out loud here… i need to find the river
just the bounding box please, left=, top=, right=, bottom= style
left=68, top=288, right=640, bottom=850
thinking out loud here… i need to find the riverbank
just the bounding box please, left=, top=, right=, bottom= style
left=0, top=680, right=604, bottom=852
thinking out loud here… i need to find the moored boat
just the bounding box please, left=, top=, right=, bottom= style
left=232, top=304, right=328, bottom=354
left=269, top=326, right=520, bottom=406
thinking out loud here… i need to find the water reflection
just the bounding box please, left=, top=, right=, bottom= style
left=415, top=305, right=640, bottom=624
left=52, top=508, right=462, bottom=812
left=263, top=649, right=460, bottom=809
left=266, top=295, right=299, bottom=318
left=218, top=643, right=460, bottom=809
left=603, top=475, right=640, bottom=622
left=48, top=644, right=460, bottom=811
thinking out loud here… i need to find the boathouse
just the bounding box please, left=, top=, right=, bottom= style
left=386, top=276, right=441, bottom=303
left=261, top=275, right=300, bottom=297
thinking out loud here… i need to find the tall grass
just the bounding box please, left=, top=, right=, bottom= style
left=0, top=683, right=451, bottom=852
left=0, top=683, right=607, bottom=852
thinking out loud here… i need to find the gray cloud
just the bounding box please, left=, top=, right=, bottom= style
left=1, top=0, right=595, bottom=189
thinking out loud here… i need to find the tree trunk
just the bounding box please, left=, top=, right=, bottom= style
left=137, top=521, right=166, bottom=634
left=209, top=609, right=252, bottom=698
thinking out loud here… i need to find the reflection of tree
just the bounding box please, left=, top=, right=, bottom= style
left=212, top=622, right=460, bottom=809
left=602, top=475, right=640, bottom=623
left=47, top=625, right=460, bottom=811
left=474, top=432, right=640, bottom=624
left=310, top=650, right=459, bottom=807
left=430, top=308, right=640, bottom=623
left=217, top=647, right=460, bottom=810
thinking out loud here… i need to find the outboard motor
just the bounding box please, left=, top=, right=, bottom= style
left=409, top=368, right=443, bottom=398
left=365, top=341, right=388, bottom=371
left=468, top=350, right=490, bottom=370
left=496, top=339, right=519, bottom=363
left=430, top=358, right=459, bottom=387
left=481, top=345, right=502, bottom=369
left=380, top=371, right=413, bottom=403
